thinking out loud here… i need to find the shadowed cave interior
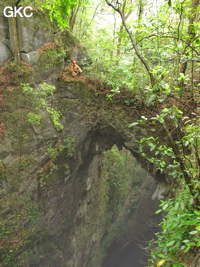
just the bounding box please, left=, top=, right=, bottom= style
left=91, top=145, right=161, bottom=267
left=103, top=228, right=158, bottom=267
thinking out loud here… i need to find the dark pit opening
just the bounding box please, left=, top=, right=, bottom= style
left=96, top=145, right=161, bottom=267
left=102, top=228, right=158, bottom=267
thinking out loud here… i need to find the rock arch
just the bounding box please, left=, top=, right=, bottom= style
left=0, top=12, right=174, bottom=266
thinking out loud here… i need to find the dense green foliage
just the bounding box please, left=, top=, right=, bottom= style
left=72, top=0, right=199, bottom=96
left=20, top=0, right=80, bottom=28
left=148, top=186, right=200, bottom=267
left=69, top=0, right=199, bottom=265
left=41, top=0, right=79, bottom=28
left=133, top=104, right=200, bottom=266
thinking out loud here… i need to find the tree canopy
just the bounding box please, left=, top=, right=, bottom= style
left=69, top=0, right=200, bottom=265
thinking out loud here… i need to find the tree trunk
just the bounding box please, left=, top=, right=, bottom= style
left=9, top=0, right=21, bottom=65
left=179, top=0, right=199, bottom=89
left=105, top=0, right=156, bottom=87
left=116, top=6, right=132, bottom=66
left=69, top=0, right=82, bottom=31
left=10, top=17, right=20, bottom=65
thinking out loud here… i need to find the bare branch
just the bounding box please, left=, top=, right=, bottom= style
left=177, top=0, right=185, bottom=40
left=136, top=34, right=200, bottom=56
left=105, top=0, right=156, bottom=87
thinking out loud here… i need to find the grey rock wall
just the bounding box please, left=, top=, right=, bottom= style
left=0, top=8, right=168, bottom=267
left=17, top=14, right=53, bottom=53
left=0, top=8, right=85, bottom=68
left=0, top=78, right=163, bottom=267
left=0, top=6, right=11, bottom=66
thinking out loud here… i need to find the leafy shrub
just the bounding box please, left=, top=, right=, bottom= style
left=148, top=184, right=200, bottom=267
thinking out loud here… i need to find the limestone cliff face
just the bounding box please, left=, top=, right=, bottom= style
left=0, top=77, right=161, bottom=266
left=0, top=5, right=88, bottom=73
left=0, top=9, right=170, bottom=267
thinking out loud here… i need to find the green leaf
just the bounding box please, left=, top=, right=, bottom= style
left=162, top=108, right=169, bottom=113
left=157, top=259, right=165, bottom=266
left=155, top=209, right=162, bottom=214
left=148, top=94, right=157, bottom=103
left=166, top=240, right=175, bottom=246
left=175, top=202, right=179, bottom=210
left=162, top=203, right=169, bottom=210
left=157, top=254, right=165, bottom=258
left=128, top=122, right=139, bottom=127
left=184, top=246, right=191, bottom=253
left=194, top=210, right=200, bottom=215
left=189, top=230, right=198, bottom=235
left=180, top=202, right=185, bottom=210
left=183, top=240, right=190, bottom=243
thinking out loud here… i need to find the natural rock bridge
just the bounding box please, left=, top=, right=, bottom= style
left=0, top=8, right=194, bottom=267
